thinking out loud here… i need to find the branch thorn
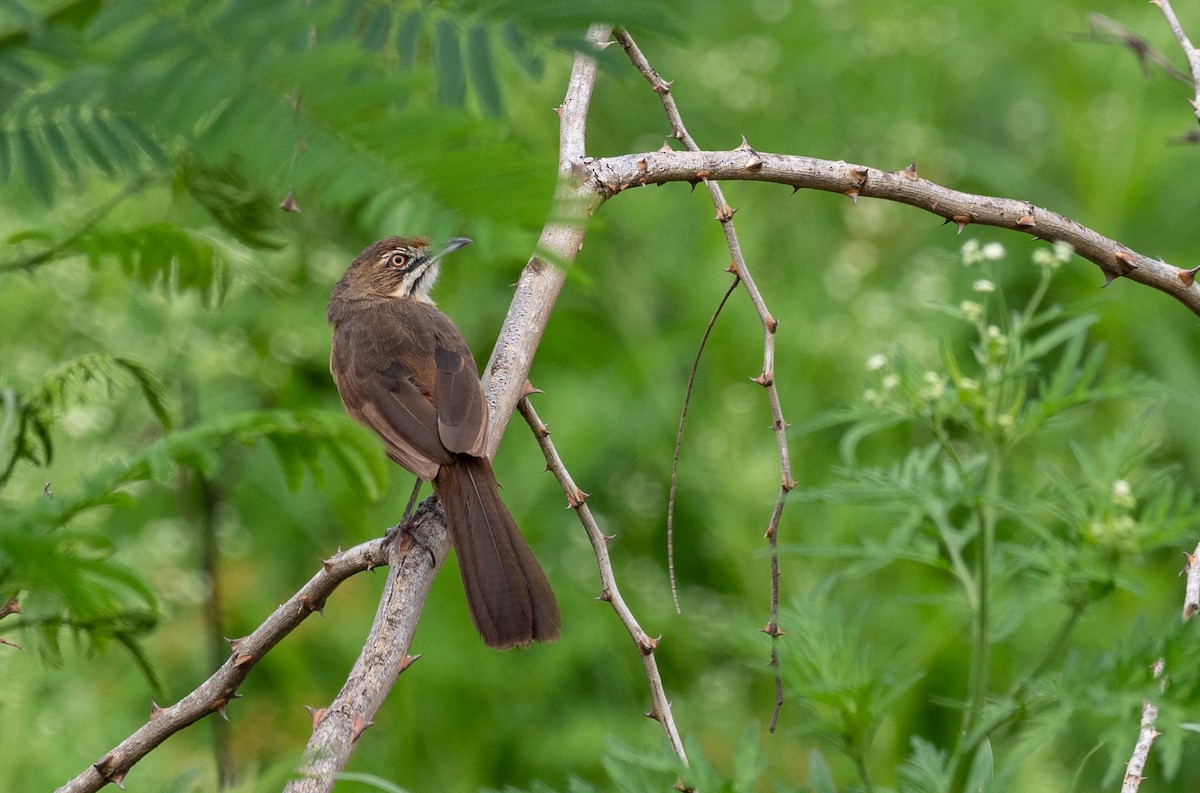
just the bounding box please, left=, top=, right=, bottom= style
left=305, top=705, right=329, bottom=729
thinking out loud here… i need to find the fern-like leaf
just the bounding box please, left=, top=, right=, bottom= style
left=0, top=354, right=172, bottom=488
left=70, top=223, right=235, bottom=305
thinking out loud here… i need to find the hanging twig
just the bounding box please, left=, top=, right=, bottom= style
left=666, top=277, right=739, bottom=613
left=613, top=27, right=795, bottom=732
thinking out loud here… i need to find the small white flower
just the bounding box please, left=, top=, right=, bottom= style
left=1052, top=241, right=1074, bottom=262
left=973, top=279, right=996, bottom=293
left=961, top=239, right=983, bottom=266
left=1031, top=248, right=1056, bottom=269
left=1112, top=479, right=1136, bottom=509
left=985, top=325, right=1009, bottom=354
left=882, top=374, right=900, bottom=391
left=981, top=242, right=1005, bottom=261
left=866, top=353, right=888, bottom=371
left=920, top=371, right=945, bottom=400
left=957, top=377, right=979, bottom=392
left=959, top=300, right=983, bottom=321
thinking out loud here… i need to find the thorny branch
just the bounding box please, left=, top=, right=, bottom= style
left=285, top=502, right=448, bottom=793
left=1120, top=656, right=1166, bottom=793
left=582, top=149, right=1200, bottom=315
left=614, top=27, right=793, bottom=732
left=518, top=397, right=688, bottom=765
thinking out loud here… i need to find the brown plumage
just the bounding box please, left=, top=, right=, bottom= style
left=328, top=236, right=560, bottom=649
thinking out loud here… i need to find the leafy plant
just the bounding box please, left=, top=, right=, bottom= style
left=789, top=241, right=1200, bottom=791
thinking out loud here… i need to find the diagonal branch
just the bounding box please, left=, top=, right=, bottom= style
left=517, top=397, right=688, bottom=765
left=480, top=24, right=611, bottom=447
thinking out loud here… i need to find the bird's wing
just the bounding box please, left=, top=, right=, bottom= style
left=429, top=312, right=490, bottom=457
left=330, top=303, right=451, bottom=480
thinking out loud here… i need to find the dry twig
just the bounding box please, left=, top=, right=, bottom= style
left=518, top=397, right=687, bottom=764
left=1152, top=0, right=1200, bottom=122
left=1079, top=13, right=1191, bottom=85
left=614, top=27, right=794, bottom=732
left=667, top=278, right=740, bottom=613
left=0, top=595, right=22, bottom=650
left=1121, top=658, right=1166, bottom=793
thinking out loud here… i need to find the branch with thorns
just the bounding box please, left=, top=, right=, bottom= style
left=48, top=4, right=1200, bottom=789
left=613, top=28, right=793, bottom=732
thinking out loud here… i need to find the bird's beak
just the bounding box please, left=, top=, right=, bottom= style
left=430, top=237, right=472, bottom=262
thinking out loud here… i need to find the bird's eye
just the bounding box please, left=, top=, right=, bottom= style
left=388, top=252, right=409, bottom=268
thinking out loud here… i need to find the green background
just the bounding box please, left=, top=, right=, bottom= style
left=2, top=1, right=1200, bottom=791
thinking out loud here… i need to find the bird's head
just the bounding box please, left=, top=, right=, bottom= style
left=333, top=236, right=472, bottom=304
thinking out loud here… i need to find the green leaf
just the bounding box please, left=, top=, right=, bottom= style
left=433, top=18, right=465, bottom=106
left=466, top=24, right=503, bottom=116
left=111, top=114, right=167, bottom=166
left=0, top=128, right=10, bottom=182
left=40, top=117, right=79, bottom=178
left=396, top=9, right=424, bottom=70
left=90, top=111, right=140, bottom=169
left=68, top=109, right=117, bottom=175
left=15, top=124, right=53, bottom=205
left=360, top=4, right=392, bottom=52
left=808, top=748, right=837, bottom=793
left=501, top=22, right=544, bottom=79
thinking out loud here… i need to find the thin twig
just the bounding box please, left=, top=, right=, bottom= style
left=1077, top=14, right=1191, bottom=85
left=517, top=397, right=688, bottom=765
left=1183, top=542, right=1200, bottom=620
left=1152, top=0, right=1200, bottom=121
left=666, top=276, right=739, bottom=613
left=614, top=28, right=795, bottom=732
left=0, top=595, right=21, bottom=650
left=1121, top=658, right=1166, bottom=793
left=55, top=533, right=396, bottom=793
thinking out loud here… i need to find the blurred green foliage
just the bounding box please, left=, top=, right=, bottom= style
left=2, top=0, right=1200, bottom=791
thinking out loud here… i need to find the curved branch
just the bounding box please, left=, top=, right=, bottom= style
left=587, top=149, right=1200, bottom=315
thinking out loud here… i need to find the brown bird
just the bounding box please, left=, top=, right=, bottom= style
left=327, top=236, right=560, bottom=649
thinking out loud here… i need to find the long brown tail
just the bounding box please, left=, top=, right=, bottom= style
left=434, top=455, right=560, bottom=649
